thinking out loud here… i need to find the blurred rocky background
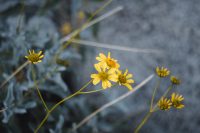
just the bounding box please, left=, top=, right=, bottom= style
left=0, top=0, right=199, bottom=133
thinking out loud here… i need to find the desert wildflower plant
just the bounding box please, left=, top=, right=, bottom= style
left=96, top=52, right=120, bottom=70
left=157, top=97, right=172, bottom=110
left=91, top=63, right=118, bottom=89
left=134, top=66, right=185, bottom=133
left=171, top=92, right=184, bottom=109
left=25, top=50, right=49, bottom=112
left=171, top=76, right=181, bottom=85
left=33, top=52, right=135, bottom=133
left=25, top=50, right=44, bottom=64
left=156, top=66, right=170, bottom=78
left=116, top=69, right=134, bottom=90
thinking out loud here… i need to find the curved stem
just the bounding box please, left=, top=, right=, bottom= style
left=31, top=65, right=49, bottom=112
left=150, top=78, right=161, bottom=111
left=134, top=112, right=153, bottom=133
left=34, top=80, right=92, bottom=133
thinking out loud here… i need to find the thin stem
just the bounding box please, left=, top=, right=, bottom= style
left=162, top=85, right=173, bottom=98
left=78, top=88, right=105, bottom=94
left=0, top=107, right=7, bottom=113
left=152, top=85, right=173, bottom=111
left=78, top=84, right=118, bottom=94
left=72, top=75, right=154, bottom=131
left=56, top=0, right=114, bottom=59
left=134, top=112, right=152, bottom=133
left=16, top=0, right=25, bottom=33
left=31, top=65, right=49, bottom=112
left=0, top=61, right=29, bottom=89
left=150, top=78, right=161, bottom=111
left=34, top=80, right=92, bottom=133
left=71, top=39, right=162, bottom=54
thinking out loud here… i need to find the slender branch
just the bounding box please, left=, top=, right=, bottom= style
left=150, top=78, right=161, bottom=111
left=78, top=84, right=117, bottom=94
left=0, top=61, right=29, bottom=89
left=71, top=39, right=163, bottom=54
left=72, top=75, right=154, bottom=131
left=0, top=107, right=7, bottom=113
left=31, top=66, right=49, bottom=112
left=59, top=6, right=123, bottom=44
left=55, top=0, right=117, bottom=60
left=34, top=80, right=92, bottom=133
left=78, top=88, right=105, bottom=94
left=152, top=85, right=173, bottom=111
left=134, top=112, right=152, bottom=133
left=135, top=83, right=173, bottom=132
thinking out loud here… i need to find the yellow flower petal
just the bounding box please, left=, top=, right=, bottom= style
left=94, top=64, right=101, bottom=72
left=92, top=78, right=100, bottom=85
left=99, top=53, right=106, bottom=60
left=124, top=69, right=128, bottom=75
left=39, top=55, right=44, bottom=59
left=102, top=81, right=108, bottom=89
left=38, top=51, right=42, bottom=56
left=127, top=79, right=134, bottom=84
left=126, top=74, right=132, bottom=78
left=124, top=83, right=133, bottom=91
left=108, top=52, right=111, bottom=58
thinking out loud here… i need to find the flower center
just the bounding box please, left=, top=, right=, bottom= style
left=106, top=59, right=116, bottom=68
left=118, top=75, right=127, bottom=84
left=29, top=54, right=40, bottom=62
left=99, top=72, right=108, bottom=80
left=173, top=100, right=180, bottom=107
left=160, top=102, right=169, bottom=110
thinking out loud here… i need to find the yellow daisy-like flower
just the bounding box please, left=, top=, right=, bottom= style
left=78, top=11, right=86, bottom=21
left=91, top=64, right=118, bottom=89
left=25, top=50, right=44, bottom=64
left=156, top=67, right=170, bottom=78
left=61, top=22, right=72, bottom=36
left=116, top=69, right=134, bottom=91
left=170, top=76, right=181, bottom=85
left=158, top=97, right=172, bottom=110
left=171, top=93, right=184, bottom=109
left=96, top=52, right=120, bottom=70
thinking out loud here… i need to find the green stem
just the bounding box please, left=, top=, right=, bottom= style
left=150, top=78, right=161, bottom=111
left=78, top=88, right=105, bottom=94
left=134, top=112, right=153, bottom=133
left=152, top=85, right=173, bottom=111
left=162, top=85, right=173, bottom=98
left=34, top=80, right=92, bottom=133
left=31, top=65, right=49, bottom=112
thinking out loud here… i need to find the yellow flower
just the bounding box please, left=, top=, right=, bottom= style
left=158, top=97, right=172, bottom=110
left=116, top=69, right=134, bottom=90
left=156, top=67, right=170, bottom=78
left=78, top=11, right=85, bottom=21
left=61, top=22, right=72, bottom=36
left=96, top=52, right=120, bottom=70
left=170, top=76, right=181, bottom=85
left=25, top=50, right=44, bottom=64
left=171, top=93, right=184, bottom=109
left=91, top=64, right=118, bottom=89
